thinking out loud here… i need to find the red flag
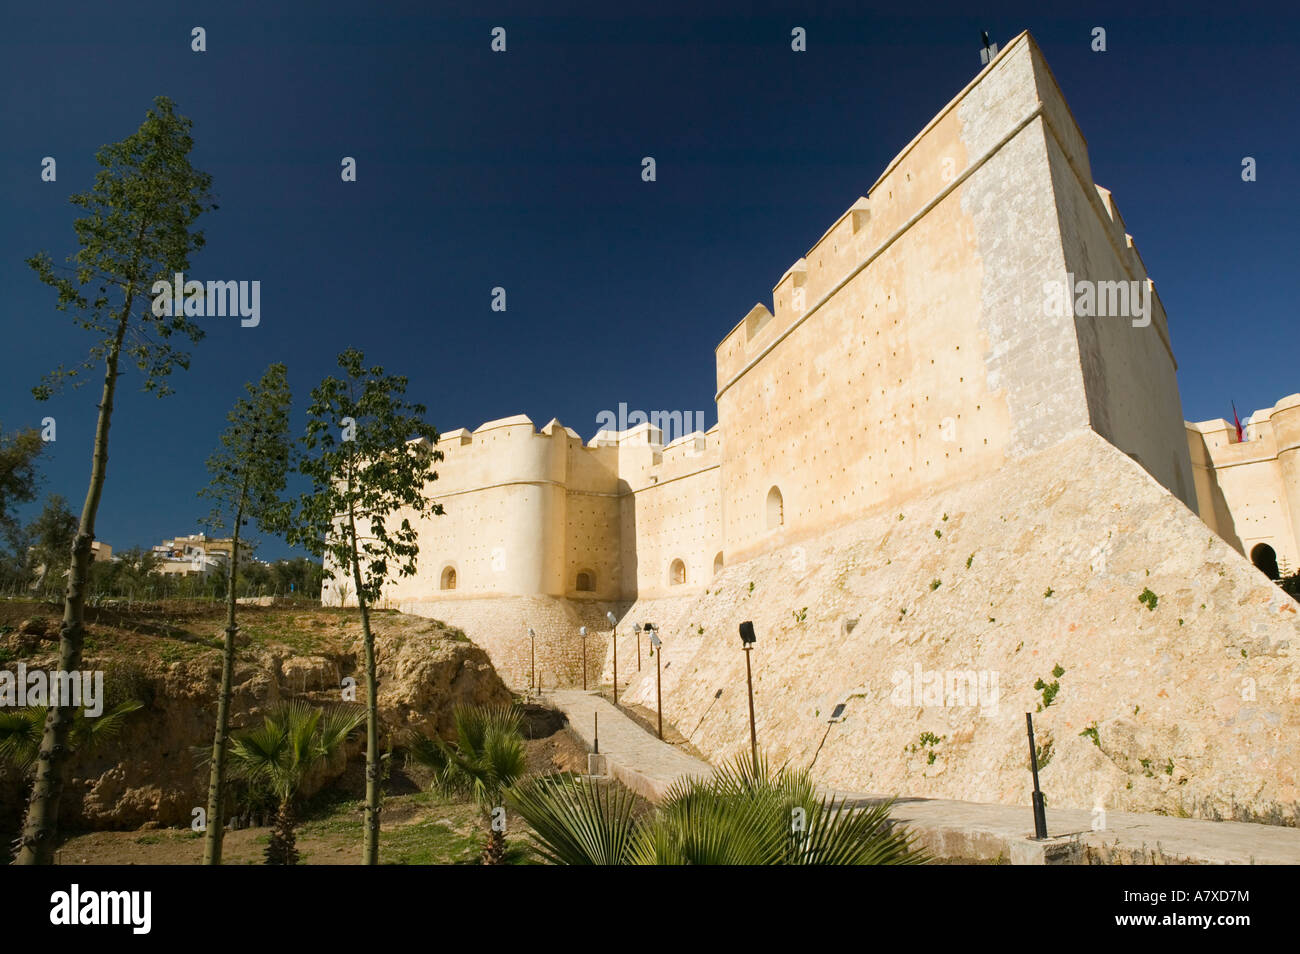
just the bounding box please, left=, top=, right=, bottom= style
left=1232, top=401, right=1244, bottom=442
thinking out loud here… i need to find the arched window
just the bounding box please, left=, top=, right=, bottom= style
left=576, top=571, right=594, bottom=592
left=440, top=566, right=457, bottom=590
left=669, top=558, right=686, bottom=586
left=1250, top=543, right=1279, bottom=580
left=713, top=552, right=724, bottom=577
left=766, top=486, right=784, bottom=529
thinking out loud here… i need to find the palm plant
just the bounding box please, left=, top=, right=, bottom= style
left=222, top=701, right=363, bottom=865
left=507, top=751, right=926, bottom=865
left=406, top=703, right=527, bottom=864
left=0, top=699, right=143, bottom=774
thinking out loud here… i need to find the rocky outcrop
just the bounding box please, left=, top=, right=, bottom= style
left=0, top=611, right=510, bottom=831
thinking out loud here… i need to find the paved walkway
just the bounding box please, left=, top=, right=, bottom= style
left=546, top=689, right=712, bottom=801
left=545, top=689, right=1300, bottom=864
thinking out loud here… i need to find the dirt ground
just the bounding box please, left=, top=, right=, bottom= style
left=28, top=719, right=594, bottom=866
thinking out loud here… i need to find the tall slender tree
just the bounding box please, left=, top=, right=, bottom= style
left=18, top=97, right=215, bottom=864
left=290, top=348, right=443, bottom=864
left=197, top=363, right=292, bottom=864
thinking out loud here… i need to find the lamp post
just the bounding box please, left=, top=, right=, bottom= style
left=528, top=626, right=536, bottom=692
left=579, top=626, right=588, bottom=691
left=633, top=624, right=643, bottom=672
left=1026, top=712, right=1049, bottom=839
left=739, top=621, right=758, bottom=771
left=605, top=611, right=619, bottom=705
left=647, top=624, right=663, bottom=739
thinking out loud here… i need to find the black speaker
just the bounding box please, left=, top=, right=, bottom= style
left=739, top=620, right=756, bottom=644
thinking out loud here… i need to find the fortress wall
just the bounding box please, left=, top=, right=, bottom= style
left=563, top=488, right=623, bottom=600
left=1035, top=96, right=1196, bottom=507
left=620, top=462, right=722, bottom=598
left=613, top=429, right=1300, bottom=823
left=395, top=595, right=628, bottom=690
left=1188, top=396, right=1300, bottom=569
left=716, top=36, right=1077, bottom=566
left=958, top=42, right=1091, bottom=462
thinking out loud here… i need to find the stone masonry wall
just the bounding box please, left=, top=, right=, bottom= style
left=610, top=430, right=1299, bottom=824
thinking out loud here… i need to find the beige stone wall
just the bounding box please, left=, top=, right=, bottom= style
left=715, top=34, right=1097, bottom=566
left=613, top=430, right=1300, bottom=824
left=1188, top=394, right=1300, bottom=573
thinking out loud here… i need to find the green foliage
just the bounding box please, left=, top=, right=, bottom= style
left=1043, top=587, right=1054, bottom=598
left=407, top=703, right=527, bottom=864
left=1080, top=723, right=1100, bottom=747
left=0, top=699, right=144, bottom=773
left=1138, top=587, right=1159, bottom=611
left=906, top=733, right=945, bottom=764
left=791, top=607, right=807, bottom=624
left=1033, top=668, right=1063, bottom=711
left=289, top=348, right=443, bottom=604
left=0, top=424, right=45, bottom=548
left=407, top=704, right=526, bottom=815
left=222, top=701, right=362, bottom=807
left=929, top=578, right=941, bottom=591
left=1034, top=738, right=1054, bottom=770
left=934, top=529, right=942, bottom=539
left=198, top=362, right=294, bottom=545
left=24, top=495, right=78, bottom=597
left=965, top=553, right=974, bottom=569
left=507, top=752, right=925, bottom=866
left=219, top=701, right=361, bottom=865
left=28, top=96, right=216, bottom=401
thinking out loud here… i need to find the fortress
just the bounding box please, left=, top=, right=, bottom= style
left=331, top=32, right=1300, bottom=823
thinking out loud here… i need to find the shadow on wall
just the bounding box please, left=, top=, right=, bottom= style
left=1186, top=432, right=1242, bottom=554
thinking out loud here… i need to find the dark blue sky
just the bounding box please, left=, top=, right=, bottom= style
left=3, top=1, right=1296, bottom=560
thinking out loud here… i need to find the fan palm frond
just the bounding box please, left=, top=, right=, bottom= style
left=506, top=773, right=643, bottom=865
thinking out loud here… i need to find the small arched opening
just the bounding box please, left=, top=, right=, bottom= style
left=766, top=486, right=784, bottom=530
left=576, top=570, right=595, bottom=592
left=440, top=565, right=457, bottom=590
left=1250, top=543, right=1280, bottom=580
left=669, top=558, right=686, bottom=586
left=713, top=552, right=724, bottom=577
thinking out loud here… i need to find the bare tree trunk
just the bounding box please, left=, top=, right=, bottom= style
left=17, top=309, right=130, bottom=865
left=203, top=491, right=245, bottom=865
left=347, top=499, right=381, bottom=865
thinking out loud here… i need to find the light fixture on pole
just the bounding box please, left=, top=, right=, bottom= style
left=528, top=626, right=536, bottom=692
left=632, top=623, right=643, bottom=672
left=739, top=621, right=758, bottom=771
left=605, top=611, right=619, bottom=705
left=579, top=626, right=588, bottom=691
left=647, top=624, right=663, bottom=739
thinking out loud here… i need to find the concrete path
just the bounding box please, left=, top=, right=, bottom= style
left=545, top=688, right=1300, bottom=864
left=546, top=689, right=712, bottom=801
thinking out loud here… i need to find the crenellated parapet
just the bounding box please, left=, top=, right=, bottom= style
left=1187, top=394, right=1300, bottom=572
